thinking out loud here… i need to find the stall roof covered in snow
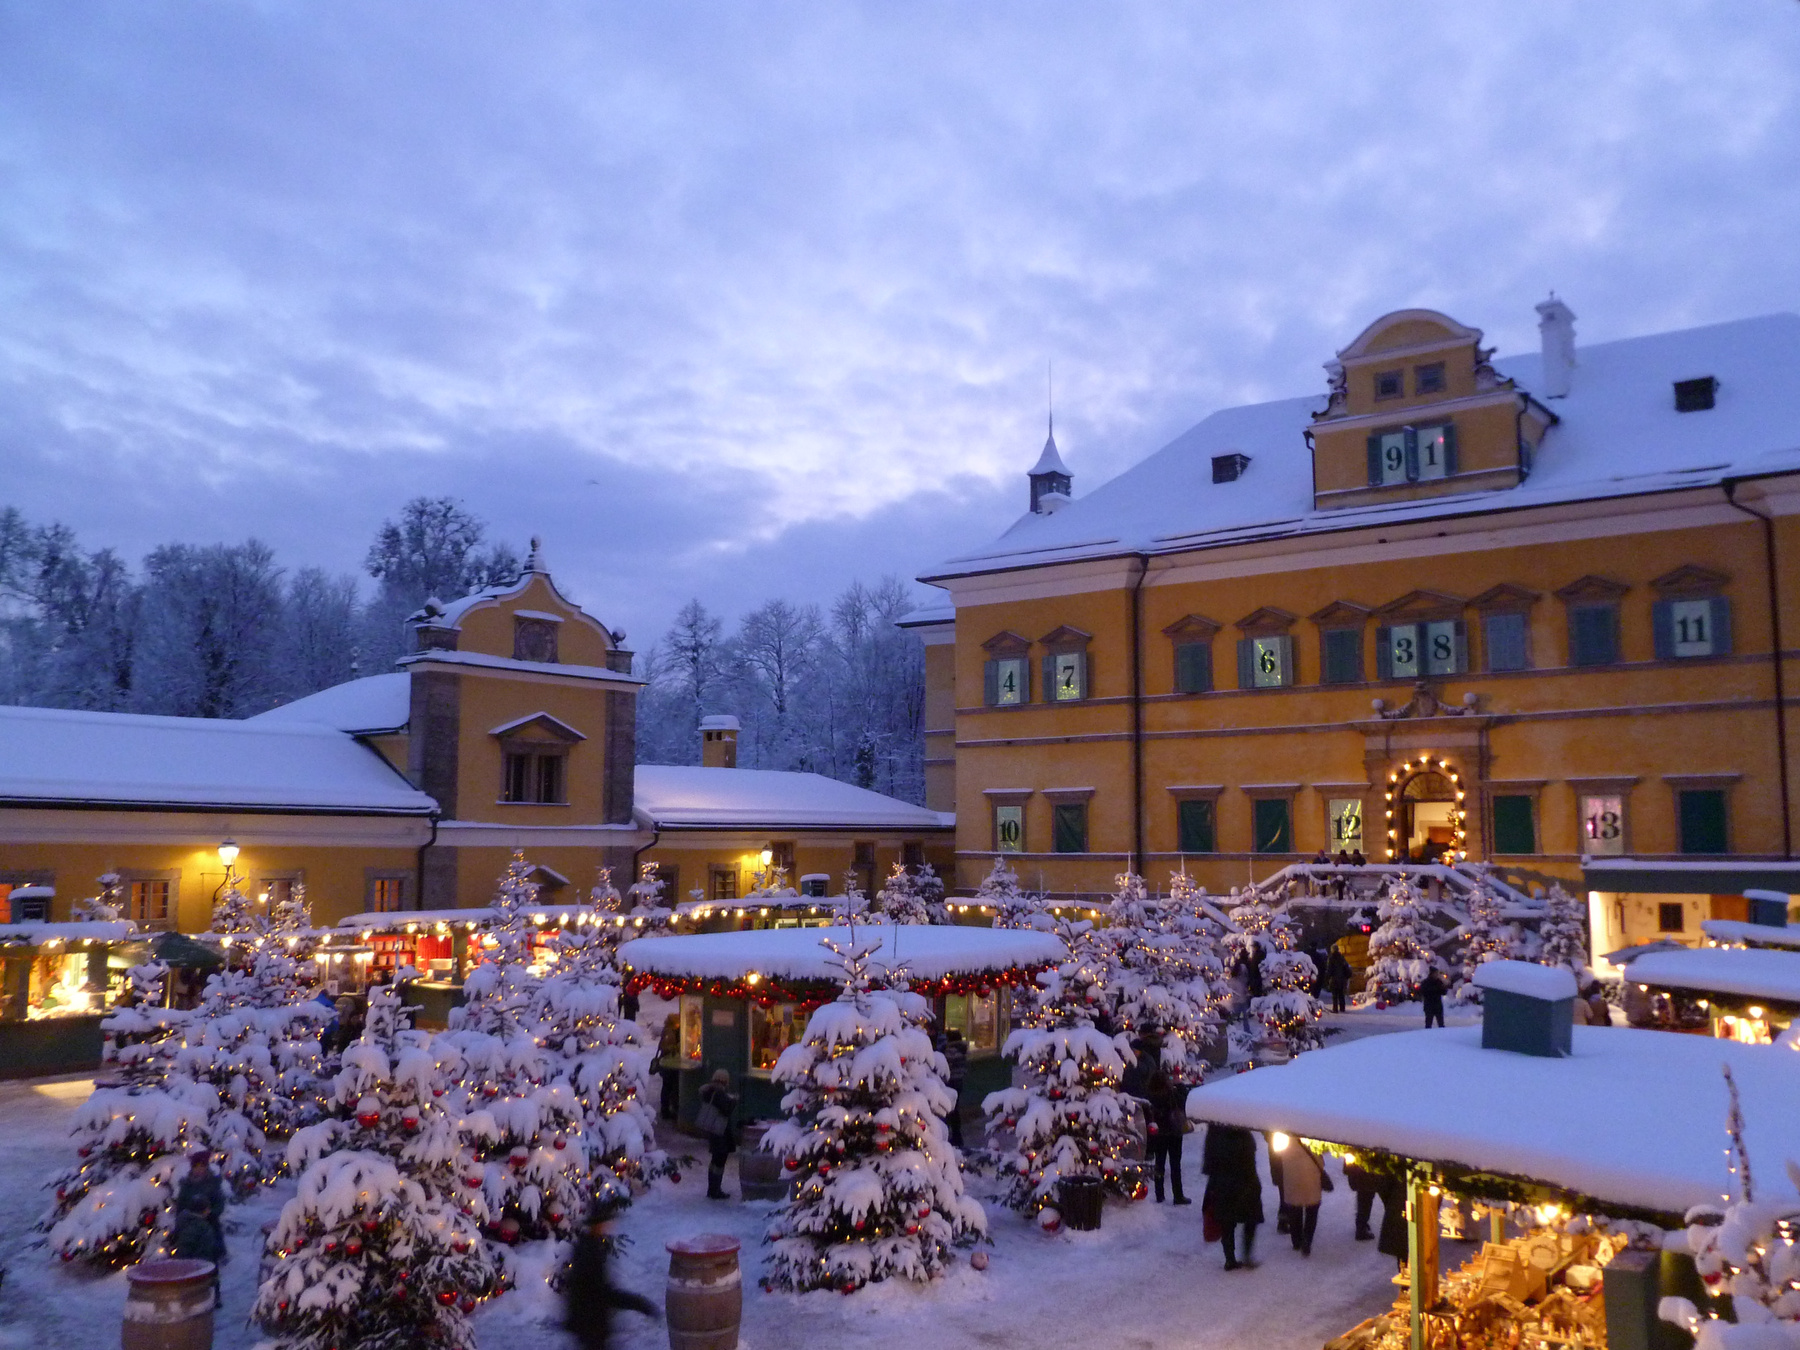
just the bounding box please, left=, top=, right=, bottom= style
left=1186, top=1026, right=1800, bottom=1219
left=1620, top=947, right=1800, bottom=1006
left=0, top=705, right=437, bottom=814
left=1702, top=919, right=1800, bottom=950
left=924, top=314, right=1800, bottom=582
left=0, top=921, right=140, bottom=944
left=251, top=673, right=411, bottom=733
left=620, top=926, right=1064, bottom=983
left=633, top=766, right=953, bottom=831
left=1473, top=960, right=1577, bottom=1001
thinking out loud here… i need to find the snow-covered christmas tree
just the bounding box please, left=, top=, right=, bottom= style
left=625, top=860, right=676, bottom=936
left=1363, top=874, right=1444, bottom=1007
left=915, top=863, right=949, bottom=923
left=254, top=986, right=501, bottom=1349
left=1455, top=879, right=1521, bottom=1002
left=762, top=936, right=985, bottom=1292
left=1660, top=1068, right=1800, bottom=1349
left=874, top=863, right=932, bottom=925
left=42, top=961, right=213, bottom=1266
left=211, top=872, right=264, bottom=938
left=983, top=917, right=1145, bottom=1226
left=1537, top=883, right=1589, bottom=977
left=72, top=871, right=125, bottom=922
left=1226, top=888, right=1297, bottom=966
left=1101, top=872, right=1219, bottom=1077
left=1251, top=950, right=1323, bottom=1052
left=977, top=858, right=1047, bottom=931
left=443, top=852, right=590, bottom=1245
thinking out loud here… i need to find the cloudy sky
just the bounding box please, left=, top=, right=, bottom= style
left=4, top=2, right=1799, bottom=645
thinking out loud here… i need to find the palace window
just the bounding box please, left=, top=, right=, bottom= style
left=368, top=874, right=409, bottom=912
left=1414, top=362, right=1446, bottom=394
left=1039, top=626, right=1092, bottom=703
left=1378, top=620, right=1466, bottom=679
left=1677, top=789, right=1729, bottom=855
left=1326, top=798, right=1364, bottom=853
left=1568, top=606, right=1620, bottom=667
left=513, top=616, right=560, bottom=664
left=1651, top=567, right=1733, bottom=661
left=503, top=749, right=566, bottom=804
left=1483, top=612, right=1530, bottom=671
left=981, top=632, right=1032, bottom=707
left=1491, top=795, right=1537, bottom=855
left=1367, top=422, right=1457, bottom=486
left=1051, top=803, right=1088, bottom=854
left=1578, top=794, right=1626, bottom=856
left=1321, top=628, right=1363, bottom=684
left=710, top=867, right=738, bottom=902
left=1165, top=614, right=1221, bottom=694
left=1374, top=370, right=1403, bottom=400
left=1177, top=798, right=1216, bottom=854
left=993, top=804, right=1024, bottom=853
left=127, top=877, right=174, bottom=927
left=1252, top=798, right=1292, bottom=854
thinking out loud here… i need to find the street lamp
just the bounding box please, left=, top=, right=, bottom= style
left=218, top=839, right=240, bottom=869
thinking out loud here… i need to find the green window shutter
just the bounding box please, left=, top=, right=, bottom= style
left=1652, top=600, right=1674, bottom=660
left=1453, top=619, right=1469, bottom=674
left=1677, top=790, right=1727, bottom=854
left=1570, top=606, right=1617, bottom=666
left=1075, top=651, right=1089, bottom=700
left=1492, top=795, right=1536, bottom=855
left=1174, top=642, right=1213, bottom=694
left=1041, top=654, right=1056, bottom=702
left=1442, top=421, right=1459, bottom=476
left=1322, top=629, right=1361, bottom=684
left=1374, top=626, right=1392, bottom=679
left=1366, top=434, right=1383, bottom=486
left=1711, top=597, right=1732, bottom=655
left=1277, top=635, right=1296, bottom=686
left=1485, top=612, right=1528, bottom=671
left=1236, top=638, right=1255, bottom=690
left=983, top=660, right=999, bottom=706
left=1177, top=798, right=1216, bottom=853
left=1252, top=798, right=1291, bottom=854
left=1052, top=803, right=1088, bottom=854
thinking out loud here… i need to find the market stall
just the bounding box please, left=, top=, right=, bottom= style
left=0, top=919, right=142, bottom=1077
left=618, top=925, right=1065, bottom=1123
left=1186, top=961, right=1800, bottom=1350
left=1616, top=945, right=1800, bottom=1043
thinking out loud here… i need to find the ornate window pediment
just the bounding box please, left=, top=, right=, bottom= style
left=1161, top=613, right=1222, bottom=641
left=1650, top=564, right=1729, bottom=597
left=1469, top=583, right=1541, bottom=612
left=1555, top=574, right=1631, bottom=604
left=1374, top=589, right=1466, bottom=623
left=1308, top=600, right=1372, bottom=629
left=981, top=630, right=1032, bottom=657
left=1037, top=624, right=1092, bottom=651
left=1234, top=606, right=1297, bottom=636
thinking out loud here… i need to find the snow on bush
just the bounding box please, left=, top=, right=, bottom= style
left=762, top=935, right=983, bottom=1292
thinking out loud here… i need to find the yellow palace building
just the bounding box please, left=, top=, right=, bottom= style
left=0, top=546, right=951, bottom=941
left=911, top=301, right=1800, bottom=956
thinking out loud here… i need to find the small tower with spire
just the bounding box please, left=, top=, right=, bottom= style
left=1028, top=367, right=1072, bottom=514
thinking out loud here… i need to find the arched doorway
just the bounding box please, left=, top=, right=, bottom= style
left=1384, top=757, right=1467, bottom=862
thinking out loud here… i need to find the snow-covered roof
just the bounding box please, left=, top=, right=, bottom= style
left=1185, top=1026, right=1800, bottom=1219
left=0, top=705, right=437, bottom=814
left=895, top=600, right=955, bottom=629
left=1620, top=947, right=1800, bottom=1006
left=1702, top=919, right=1800, bottom=950
left=926, top=314, right=1800, bottom=581
left=634, top=766, right=953, bottom=831
left=0, top=921, right=140, bottom=944
left=1473, top=960, right=1576, bottom=1001
left=335, top=904, right=650, bottom=933
left=250, top=673, right=411, bottom=733
left=1030, top=431, right=1070, bottom=478
left=395, top=648, right=643, bottom=686
left=619, top=925, right=1064, bottom=983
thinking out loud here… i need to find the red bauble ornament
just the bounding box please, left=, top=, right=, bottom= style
left=917, top=1204, right=931, bottom=1218
left=552, top=1135, right=566, bottom=1151
left=59, top=1250, right=75, bottom=1263
left=855, top=1220, right=867, bottom=1232
left=141, top=1211, right=156, bottom=1228
left=1048, top=1088, right=1063, bottom=1100
left=324, top=1239, right=337, bottom=1252
left=432, top=1087, right=445, bottom=1097
left=346, top=1239, right=363, bottom=1256
left=875, top=1140, right=891, bottom=1153
left=460, top=1296, right=477, bottom=1313
left=362, top=1219, right=378, bottom=1232
left=278, top=1300, right=289, bottom=1312
left=819, top=1164, right=832, bottom=1178
left=464, top=1174, right=483, bottom=1188
left=783, top=1157, right=799, bottom=1171
left=358, top=1112, right=380, bottom=1128
left=548, top=1210, right=563, bottom=1224
left=841, top=1284, right=856, bottom=1295
left=669, top=1171, right=682, bottom=1184
left=905, top=1223, right=919, bottom=1235
left=438, top=1291, right=457, bottom=1306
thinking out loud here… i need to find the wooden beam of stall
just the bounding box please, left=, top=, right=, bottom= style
left=1406, top=1169, right=1440, bottom=1350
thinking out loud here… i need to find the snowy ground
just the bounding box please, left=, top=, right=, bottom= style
left=0, top=1071, right=1420, bottom=1350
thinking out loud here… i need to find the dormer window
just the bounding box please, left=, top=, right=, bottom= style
left=1414, top=362, right=1446, bottom=394
left=1673, top=376, right=1717, bottom=412
left=513, top=615, right=560, bottom=663
left=1367, top=422, right=1457, bottom=486
left=1374, top=370, right=1404, bottom=400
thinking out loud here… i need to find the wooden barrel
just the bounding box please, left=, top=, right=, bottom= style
left=122, top=1258, right=215, bottom=1350
left=735, top=1122, right=785, bottom=1201
left=665, top=1233, right=742, bottom=1350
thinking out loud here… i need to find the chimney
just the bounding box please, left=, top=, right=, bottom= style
left=1474, top=960, right=1576, bottom=1058
left=699, top=715, right=740, bottom=768
left=1536, top=295, right=1576, bottom=399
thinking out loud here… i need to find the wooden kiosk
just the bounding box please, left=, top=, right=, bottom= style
left=1187, top=961, right=1800, bottom=1350
left=618, top=925, right=1064, bottom=1124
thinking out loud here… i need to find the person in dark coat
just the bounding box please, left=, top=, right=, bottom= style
left=939, top=1030, right=968, bottom=1148
left=1200, top=1124, right=1264, bottom=1270
left=656, top=1016, right=681, bottom=1121
left=564, top=1200, right=658, bottom=1349
left=1343, top=1157, right=1381, bottom=1241
left=698, top=1069, right=738, bottom=1200
left=1143, top=1069, right=1190, bottom=1205
left=1326, top=948, right=1353, bottom=1014
left=1376, top=1170, right=1410, bottom=1271
left=174, top=1150, right=227, bottom=1306
left=1419, top=971, right=1447, bottom=1028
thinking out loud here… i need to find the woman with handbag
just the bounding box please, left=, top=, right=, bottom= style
left=696, top=1068, right=738, bottom=1200
left=1143, top=1069, right=1191, bottom=1205
left=1200, top=1123, right=1264, bottom=1270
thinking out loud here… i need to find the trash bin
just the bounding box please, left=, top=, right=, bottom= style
left=1058, top=1175, right=1104, bottom=1231
left=122, top=1258, right=215, bottom=1350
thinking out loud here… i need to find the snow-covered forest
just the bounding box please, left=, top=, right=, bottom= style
left=0, top=497, right=929, bottom=801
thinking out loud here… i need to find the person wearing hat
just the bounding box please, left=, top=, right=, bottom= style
left=563, top=1196, right=658, bottom=1348
left=695, top=1068, right=739, bottom=1200
left=173, top=1149, right=227, bottom=1305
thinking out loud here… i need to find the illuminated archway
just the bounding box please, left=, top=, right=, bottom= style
left=1383, top=756, right=1468, bottom=863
